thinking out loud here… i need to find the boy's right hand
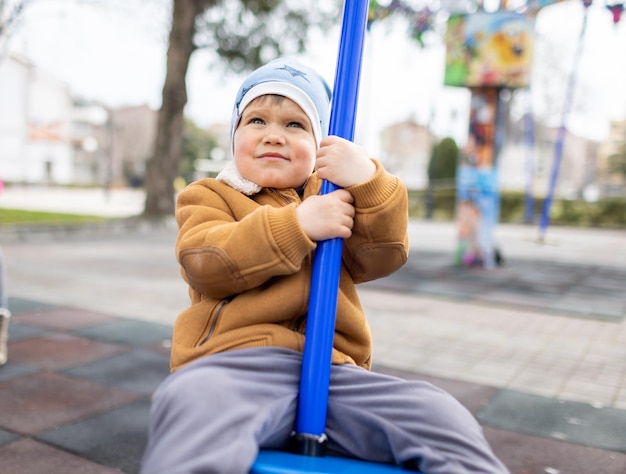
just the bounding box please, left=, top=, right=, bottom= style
left=296, top=189, right=355, bottom=241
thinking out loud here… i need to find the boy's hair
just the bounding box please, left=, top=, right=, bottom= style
left=230, top=57, right=332, bottom=149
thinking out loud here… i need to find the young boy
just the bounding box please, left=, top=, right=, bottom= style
left=141, top=57, right=508, bottom=474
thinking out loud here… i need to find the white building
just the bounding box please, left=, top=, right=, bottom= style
left=0, top=53, right=75, bottom=184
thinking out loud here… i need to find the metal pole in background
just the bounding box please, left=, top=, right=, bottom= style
left=538, top=3, right=590, bottom=241
left=523, top=89, right=536, bottom=224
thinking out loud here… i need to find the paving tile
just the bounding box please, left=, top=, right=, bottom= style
left=7, top=297, right=59, bottom=316
left=462, top=358, right=523, bottom=387
left=569, top=362, right=623, bottom=387
left=0, top=372, right=139, bottom=435
left=37, top=399, right=151, bottom=474
left=582, top=272, right=626, bottom=292
left=477, top=389, right=626, bottom=453
left=583, top=274, right=626, bottom=293
left=144, top=338, right=172, bottom=356
left=558, top=378, right=619, bottom=407
left=479, top=291, right=561, bottom=310
left=72, top=319, right=173, bottom=348
left=515, top=267, right=578, bottom=286
left=367, top=253, right=626, bottom=322
left=615, top=388, right=626, bottom=410
left=0, top=359, right=40, bottom=382
left=4, top=322, right=51, bottom=343
left=507, top=369, right=563, bottom=398
left=0, top=429, right=19, bottom=447
left=537, top=337, right=592, bottom=359
left=13, top=307, right=121, bottom=330
left=0, top=438, right=120, bottom=474
left=62, top=348, right=170, bottom=395
left=483, top=426, right=626, bottom=474
left=585, top=341, right=626, bottom=361
left=413, top=355, right=465, bottom=379
left=550, top=295, right=624, bottom=322
left=8, top=332, right=128, bottom=371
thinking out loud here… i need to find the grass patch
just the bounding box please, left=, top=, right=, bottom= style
left=0, top=208, right=107, bottom=225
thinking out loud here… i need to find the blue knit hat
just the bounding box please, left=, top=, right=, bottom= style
left=230, top=57, right=332, bottom=148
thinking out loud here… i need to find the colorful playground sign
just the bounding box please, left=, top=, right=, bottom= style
left=444, top=11, right=534, bottom=89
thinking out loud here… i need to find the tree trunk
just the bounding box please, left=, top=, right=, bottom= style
left=144, top=0, right=214, bottom=217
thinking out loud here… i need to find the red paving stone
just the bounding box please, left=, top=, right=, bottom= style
left=484, top=426, right=626, bottom=474
left=8, top=332, right=128, bottom=371
left=0, top=372, right=139, bottom=435
left=0, top=438, right=120, bottom=474
left=14, top=307, right=121, bottom=330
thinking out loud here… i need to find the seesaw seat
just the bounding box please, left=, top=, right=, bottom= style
left=251, top=450, right=409, bottom=473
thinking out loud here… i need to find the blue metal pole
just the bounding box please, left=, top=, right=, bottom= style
left=538, top=5, right=589, bottom=241
left=293, top=0, right=369, bottom=453
left=523, top=93, right=536, bottom=224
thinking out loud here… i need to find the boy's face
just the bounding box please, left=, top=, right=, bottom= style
left=233, top=95, right=317, bottom=190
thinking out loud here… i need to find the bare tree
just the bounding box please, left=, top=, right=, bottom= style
left=0, top=0, right=32, bottom=60
left=143, top=0, right=213, bottom=217
left=143, top=0, right=337, bottom=217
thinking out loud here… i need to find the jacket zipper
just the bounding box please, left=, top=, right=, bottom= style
left=197, top=188, right=298, bottom=346
left=197, top=296, right=233, bottom=347
left=269, top=188, right=293, bottom=205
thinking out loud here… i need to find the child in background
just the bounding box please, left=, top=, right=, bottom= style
left=0, top=248, right=9, bottom=365
left=0, top=178, right=9, bottom=364
left=141, top=57, right=508, bottom=474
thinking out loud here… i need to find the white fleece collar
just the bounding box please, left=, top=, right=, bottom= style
left=216, top=161, right=263, bottom=196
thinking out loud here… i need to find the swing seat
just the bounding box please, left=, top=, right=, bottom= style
left=251, top=449, right=412, bottom=473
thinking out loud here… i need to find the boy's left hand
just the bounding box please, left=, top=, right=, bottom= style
left=315, top=136, right=376, bottom=188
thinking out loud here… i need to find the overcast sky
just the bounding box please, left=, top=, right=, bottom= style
left=7, top=0, right=626, bottom=153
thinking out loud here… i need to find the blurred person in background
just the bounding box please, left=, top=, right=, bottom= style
left=0, top=178, right=9, bottom=364
left=0, top=247, right=9, bottom=365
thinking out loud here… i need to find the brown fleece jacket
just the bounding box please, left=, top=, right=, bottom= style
left=170, top=159, right=409, bottom=372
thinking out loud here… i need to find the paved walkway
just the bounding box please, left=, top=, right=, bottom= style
left=1, top=187, right=626, bottom=473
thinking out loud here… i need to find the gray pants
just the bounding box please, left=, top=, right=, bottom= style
left=141, top=348, right=508, bottom=474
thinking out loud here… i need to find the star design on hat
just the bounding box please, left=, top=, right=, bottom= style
left=276, top=64, right=310, bottom=83
left=238, top=85, right=254, bottom=105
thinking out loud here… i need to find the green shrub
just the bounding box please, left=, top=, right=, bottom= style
left=408, top=189, right=626, bottom=228
left=428, top=137, right=459, bottom=182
